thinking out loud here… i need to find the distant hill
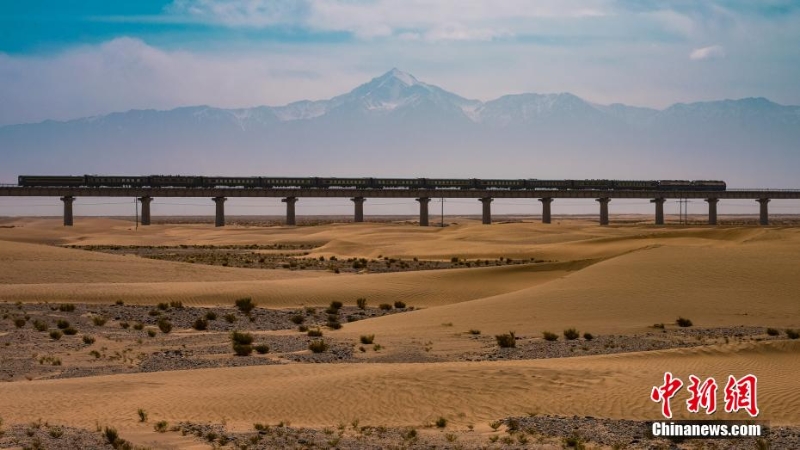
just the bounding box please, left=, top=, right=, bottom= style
left=2, top=68, right=799, bottom=187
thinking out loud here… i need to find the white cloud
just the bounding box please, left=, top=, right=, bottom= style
left=166, top=0, right=613, bottom=41
left=690, top=45, right=726, bottom=60
left=0, top=38, right=370, bottom=126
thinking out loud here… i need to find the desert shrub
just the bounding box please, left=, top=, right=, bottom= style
left=49, top=427, right=63, bottom=438
left=63, top=326, right=78, bottom=335
left=542, top=331, right=558, bottom=341
left=14, top=318, right=26, bottom=328
left=49, top=330, right=63, bottom=340
left=224, top=313, right=237, bottom=323
left=304, top=306, right=316, bottom=315
left=394, top=301, right=406, bottom=309
left=235, top=297, right=256, bottom=314
left=58, top=303, right=75, bottom=312
left=89, top=350, right=101, bottom=358
left=56, top=319, right=70, bottom=329
left=563, top=328, right=580, bottom=340
left=325, top=306, right=339, bottom=315
left=157, top=302, right=169, bottom=311
left=356, top=298, right=367, bottom=309
left=787, top=329, right=800, bottom=340
left=489, top=421, right=502, bottom=431
left=563, top=436, right=585, bottom=449
left=104, top=427, right=120, bottom=444
left=129, top=322, right=142, bottom=331
left=232, top=331, right=254, bottom=356
left=205, top=311, right=217, bottom=321
left=157, top=318, right=172, bottom=334
left=154, top=421, right=168, bottom=433
left=360, top=334, right=375, bottom=344
left=298, top=325, right=308, bottom=332
left=379, top=303, right=393, bottom=311
left=309, top=340, right=329, bottom=353
left=583, top=332, right=594, bottom=341
left=290, top=315, right=305, bottom=325
left=766, top=328, right=780, bottom=336
left=148, top=309, right=161, bottom=317
left=115, top=300, right=124, bottom=306
left=82, top=335, right=95, bottom=345
left=308, top=328, right=323, bottom=337
left=169, top=301, right=184, bottom=309
left=676, top=317, right=693, bottom=327
left=653, top=323, right=665, bottom=329
left=192, top=318, right=208, bottom=331
left=330, top=301, right=343, bottom=309
left=119, top=322, right=130, bottom=329
left=495, top=332, right=516, bottom=348
left=255, top=344, right=269, bottom=354
left=138, top=409, right=148, bottom=422
left=470, top=330, right=482, bottom=336
left=33, top=320, right=48, bottom=332
left=435, top=417, right=447, bottom=428
left=147, top=329, right=157, bottom=338
left=327, top=319, right=342, bottom=330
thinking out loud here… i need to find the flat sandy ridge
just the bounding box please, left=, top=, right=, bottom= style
left=1, top=217, right=798, bottom=448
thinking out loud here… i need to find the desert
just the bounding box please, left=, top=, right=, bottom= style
left=1, top=215, right=798, bottom=449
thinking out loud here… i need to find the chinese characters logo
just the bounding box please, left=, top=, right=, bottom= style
left=651, top=372, right=758, bottom=418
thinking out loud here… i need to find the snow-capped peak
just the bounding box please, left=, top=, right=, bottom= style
left=384, top=68, right=419, bottom=86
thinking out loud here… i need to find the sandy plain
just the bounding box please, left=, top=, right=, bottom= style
left=0, top=216, right=799, bottom=449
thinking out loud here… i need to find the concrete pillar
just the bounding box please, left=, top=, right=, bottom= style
left=416, top=197, right=431, bottom=226
left=705, top=198, right=719, bottom=225
left=138, top=196, right=153, bottom=226
left=60, top=196, right=74, bottom=227
left=757, top=198, right=770, bottom=226
left=539, top=198, right=553, bottom=224
left=351, top=197, right=366, bottom=223
left=651, top=197, right=666, bottom=225
left=282, top=197, right=298, bottom=226
left=479, top=197, right=493, bottom=225
left=596, top=197, right=611, bottom=226
left=213, top=197, right=226, bottom=227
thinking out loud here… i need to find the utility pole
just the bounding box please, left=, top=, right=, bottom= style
left=135, top=198, right=139, bottom=230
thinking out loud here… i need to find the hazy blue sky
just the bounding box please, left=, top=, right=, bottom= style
left=2, top=0, right=800, bottom=126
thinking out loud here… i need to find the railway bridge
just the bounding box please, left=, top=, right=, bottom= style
left=2, top=186, right=800, bottom=227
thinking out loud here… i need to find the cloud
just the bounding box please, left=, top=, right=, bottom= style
left=689, top=45, right=726, bottom=60
left=0, top=38, right=370, bottom=126
left=165, top=0, right=613, bottom=41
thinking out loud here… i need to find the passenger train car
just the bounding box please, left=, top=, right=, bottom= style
left=18, top=176, right=727, bottom=191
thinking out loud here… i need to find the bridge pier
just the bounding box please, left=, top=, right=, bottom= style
left=479, top=197, right=493, bottom=224
left=138, top=196, right=153, bottom=226
left=651, top=197, right=666, bottom=225
left=213, top=197, right=226, bottom=227
left=757, top=198, right=770, bottom=226
left=416, top=197, right=431, bottom=226
left=705, top=198, right=719, bottom=225
left=60, top=196, right=74, bottom=227
left=539, top=198, right=553, bottom=224
left=351, top=197, right=366, bottom=222
left=596, top=197, right=610, bottom=226
left=282, top=197, right=298, bottom=226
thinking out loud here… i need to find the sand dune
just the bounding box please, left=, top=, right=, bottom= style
left=2, top=217, right=799, bottom=446
left=0, top=261, right=577, bottom=307
left=0, top=240, right=326, bottom=284
left=1, top=341, right=797, bottom=432
left=340, top=241, right=800, bottom=345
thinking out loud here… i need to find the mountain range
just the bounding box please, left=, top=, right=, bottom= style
left=2, top=68, right=799, bottom=188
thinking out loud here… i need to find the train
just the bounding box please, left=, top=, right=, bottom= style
left=17, top=175, right=727, bottom=191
